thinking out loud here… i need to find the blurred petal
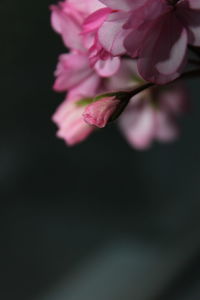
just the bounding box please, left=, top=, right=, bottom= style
left=98, top=12, right=131, bottom=56
left=100, top=0, right=148, bottom=11
left=119, top=99, right=156, bottom=150
left=94, top=56, right=120, bottom=77
left=155, top=111, right=179, bottom=142
left=138, top=13, right=188, bottom=84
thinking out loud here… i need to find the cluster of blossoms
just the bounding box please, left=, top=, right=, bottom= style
left=50, top=0, right=200, bottom=149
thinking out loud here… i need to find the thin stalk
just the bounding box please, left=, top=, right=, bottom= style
left=123, top=68, right=200, bottom=98
left=109, top=68, right=200, bottom=122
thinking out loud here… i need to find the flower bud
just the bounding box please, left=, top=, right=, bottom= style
left=83, top=96, right=126, bottom=128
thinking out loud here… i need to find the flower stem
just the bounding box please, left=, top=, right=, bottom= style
left=119, top=68, right=200, bottom=100
left=90, top=68, right=200, bottom=125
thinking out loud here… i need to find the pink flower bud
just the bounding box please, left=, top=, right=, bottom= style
left=83, top=96, right=123, bottom=128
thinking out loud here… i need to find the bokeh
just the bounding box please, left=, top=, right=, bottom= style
left=1, top=1, right=200, bottom=300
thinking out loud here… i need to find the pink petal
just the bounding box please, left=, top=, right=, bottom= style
left=158, top=83, right=189, bottom=115
left=177, top=4, right=200, bottom=46
left=186, top=0, right=200, bottom=10
left=124, top=26, right=150, bottom=58
left=94, top=56, right=120, bottom=77
left=138, top=13, right=188, bottom=84
left=106, top=59, right=143, bottom=91
left=155, top=111, right=179, bottom=143
left=67, top=73, right=101, bottom=100
left=53, top=53, right=93, bottom=92
left=100, top=0, right=148, bottom=11
left=98, top=12, right=131, bottom=56
left=119, top=99, right=156, bottom=150
left=53, top=98, right=94, bottom=146
left=50, top=5, right=83, bottom=50
left=83, top=8, right=112, bottom=33
left=68, top=0, right=105, bottom=14
left=124, top=0, right=170, bottom=30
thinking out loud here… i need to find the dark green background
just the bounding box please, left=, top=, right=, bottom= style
left=1, top=1, right=200, bottom=299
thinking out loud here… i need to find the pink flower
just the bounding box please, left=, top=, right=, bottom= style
left=98, top=0, right=200, bottom=84
left=118, top=83, right=188, bottom=150
left=50, top=0, right=121, bottom=77
left=50, top=0, right=104, bottom=50
left=52, top=96, right=94, bottom=146
left=50, top=0, right=190, bottom=152
left=52, top=58, right=137, bottom=145
left=83, top=8, right=120, bottom=77
left=83, top=96, right=123, bottom=128
left=53, top=51, right=101, bottom=94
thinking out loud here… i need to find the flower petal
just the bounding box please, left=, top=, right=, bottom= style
left=98, top=12, right=131, bottom=55
left=100, top=0, right=147, bottom=11
left=94, top=56, right=120, bottom=77
left=138, top=13, right=188, bottom=84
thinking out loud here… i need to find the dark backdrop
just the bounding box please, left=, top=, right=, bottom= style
left=1, top=1, right=200, bottom=300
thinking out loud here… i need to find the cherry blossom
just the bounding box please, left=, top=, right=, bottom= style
left=50, top=0, right=199, bottom=149
left=98, top=0, right=200, bottom=83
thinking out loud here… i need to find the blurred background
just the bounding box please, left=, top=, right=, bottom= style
left=1, top=1, right=200, bottom=300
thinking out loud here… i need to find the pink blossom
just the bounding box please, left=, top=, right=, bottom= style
left=83, top=8, right=120, bottom=77
left=52, top=58, right=138, bottom=144
left=52, top=54, right=188, bottom=148
left=52, top=96, right=94, bottom=146
left=118, top=83, right=188, bottom=150
left=98, top=0, right=200, bottom=84
left=50, top=1, right=84, bottom=50
left=50, top=0, right=120, bottom=77
left=53, top=51, right=101, bottom=94
left=50, top=0, right=104, bottom=49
